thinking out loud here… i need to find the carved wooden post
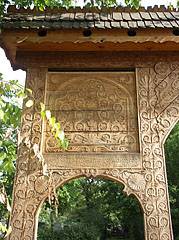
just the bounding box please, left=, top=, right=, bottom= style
left=137, top=62, right=179, bottom=240
left=8, top=69, right=47, bottom=240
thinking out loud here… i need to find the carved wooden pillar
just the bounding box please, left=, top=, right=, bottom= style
left=137, top=62, right=179, bottom=240
left=8, top=69, right=48, bottom=240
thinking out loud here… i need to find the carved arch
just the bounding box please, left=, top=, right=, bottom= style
left=34, top=171, right=146, bottom=239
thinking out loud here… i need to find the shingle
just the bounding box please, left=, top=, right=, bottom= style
left=104, top=21, right=111, bottom=28
left=157, top=12, right=167, bottom=20
left=13, top=21, right=22, bottom=28
left=100, top=13, right=108, bottom=20
left=3, top=16, right=12, bottom=21
left=122, top=12, right=131, bottom=21
left=61, top=21, right=73, bottom=28
left=69, top=13, right=75, bottom=20
left=171, top=12, right=179, bottom=20
left=170, top=21, right=179, bottom=27
left=120, top=21, right=129, bottom=28
left=164, top=12, right=175, bottom=20
left=50, top=14, right=60, bottom=21
left=73, top=21, right=80, bottom=29
left=88, top=21, right=95, bottom=28
left=111, top=21, right=121, bottom=28
left=11, top=13, right=21, bottom=20
left=144, top=21, right=155, bottom=28
left=112, top=12, right=122, bottom=21
left=41, top=22, right=52, bottom=29
left=75, top=13, right=85, bottom=21
left=33, top=14, right=45, bottom=21
left=45, top=14, right=51, bottom=21
left=153, top=21, right=164, bottom=28
left=128, top=21, right=137, bottom=28
left=19, top=14, right=29, bottom=21
left=80, top=21, right=88, bottom=28
left=2, top=22, right=14, bottom=29
left=94, top=13, right=100, bottom=20
left=140, top=12, right=151, bottom=20
left=95, top=21, right=105, bottom=29
left=130, top=12, right=141, bottom=20
left=26, top=14, right=33, bottom=21
left=29, top=21, right=43, bottom=29
left=60, top=13, right=70, bottom=20
left=149, top=12, right=159, bottom=20
left=161, top=21, right=172, bottom=28
left=85, top=13, right=93, bottom=21
left=137, top=21, right=145, bottom=28
left=52, top=21, right=62, bottom=29
left=107, top=13, right=112, bottom=21
left=177, top=20, right=179, bottom=26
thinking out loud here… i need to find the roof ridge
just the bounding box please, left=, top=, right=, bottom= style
left=7, top=5, right=178, bottom=14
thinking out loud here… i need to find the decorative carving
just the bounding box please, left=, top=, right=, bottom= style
left=45, top=72, right=139, bottom=154
left=7, top=55, right=178, bottom=240
left=136, top=61, right=178, bottom=240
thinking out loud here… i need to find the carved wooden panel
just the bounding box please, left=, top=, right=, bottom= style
left=43, top=72, right=141, bottom=169
left=45, top=72, right=139, bottom=153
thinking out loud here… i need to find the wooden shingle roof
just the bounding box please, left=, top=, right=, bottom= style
left=1, top=5, right=179, bottom=30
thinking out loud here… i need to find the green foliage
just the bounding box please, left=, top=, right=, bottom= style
left=164, top=122, right=179, bottom=239
left=40, top=102, right=68, bottom=149
left=38, top=178, right=144, bottom=240
left=0, top=0, right=143, bottom=17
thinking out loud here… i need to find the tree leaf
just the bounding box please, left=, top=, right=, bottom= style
left=58, top=130, right=64, bottom=140
left=46, top=110, right=51, bottom=119
left=0, top=152, right=7, bottom=161
left=40, top=102, right=45, bottom=110
left=26, top=88, right=32, bottom=94
left=20, top=92, right=27, bottom=99
left=55, top=123, right=61, bottom=131
left=0, top=109, right=4, bottom=119
left=49, top=116, right=56, bottom=127
left=5, top=83, right=10, bottom=91
left=41, top=110, right=46, bottom=118
left=26, top=100, right=34, bottom=108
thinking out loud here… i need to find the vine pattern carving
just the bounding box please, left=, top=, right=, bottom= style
left=45, top=72, right=139, bottom=153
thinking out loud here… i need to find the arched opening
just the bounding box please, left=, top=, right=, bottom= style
left=37, top=177, right=144, bottom=240
left=164, top=121, right=179, bottom=240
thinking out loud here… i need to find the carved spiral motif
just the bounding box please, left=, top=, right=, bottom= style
left=128, top=173, right=145, bottom=191
left=34, top=176, right=49, bottom=194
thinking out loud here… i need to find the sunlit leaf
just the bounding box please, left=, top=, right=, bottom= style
left=20, top=92, right=27, bottom=99
left=26, top=99, right=34, bottom=108
left=0, top=109, right=4, bottom=119
left=40, top=102, right=45, bottom=110
left=5, top=83, right=10, bottom=91
left=55, top=123, right=61, bottom=130
left=46, top=110, right=51, bottom=119
left=49, top=116, right=56, bottom=126
left=58, top=130, right=64, bottom=140
left=26, top=88, right=32, bottom=94
left=0, top=152, right=7, bottom=161
left=41, top=110, right=46, bottom=118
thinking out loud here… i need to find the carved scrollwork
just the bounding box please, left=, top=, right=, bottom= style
left=45, top=72, right=139, bottom=154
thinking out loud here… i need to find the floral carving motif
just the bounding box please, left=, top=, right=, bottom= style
left=45, top=72, right=139, bottom=154
left=128, top=173, right=145, bottom=191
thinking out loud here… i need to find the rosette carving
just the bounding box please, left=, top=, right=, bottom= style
left=128, top=173, right=146, bottom=191
left=34, top=176, right=49, bottom=194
